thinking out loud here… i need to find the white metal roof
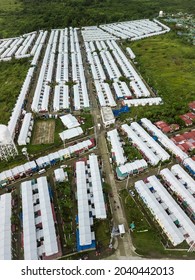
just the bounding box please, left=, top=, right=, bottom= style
left=118, top=159, right=148, bottom=175
left=0, top=193, right=12, bottom=260
left=141, top=118, right=188, bottom=161
left=130, top=122, right=170, bottom=161
left=160, top=168, right=195, bottom=214
left=59, top=127, right=83, bottom=141
left=18, top=113, right=32, bottom=146
left=89, top=154, right=107, bottom=219
left=171, top=164, right=195, bottom=192
left=148, top=175, right=195, bottom=244
left=0, top=125, right=12, bottom=145
left=76, top=161, right=92, bottom=246
left=135, top=180, right=184, bottom=246
left=124, top=98, right=162, bottom=107
left=21, top=180, right=38, bottom=260
left=37, top=177, right=58, bottom=256
left=107, top=129, right=126, bottom=166
left=54, top=168, right=66, bottom=182
left=60, top=114, right=80, bottom=129
left=122, top=124, right=160, bottom=166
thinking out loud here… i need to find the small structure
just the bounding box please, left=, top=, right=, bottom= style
left=100, top=107, right=115, bottom=128
left=118, top=224, right=125, bottom=236
left=54, top=168, right=66, bottom=182
left=179, top=115, right=193, bottom=126
left=60, top=114, right=80, bottom=129
left=155, top=121, right=180, bottom=134
left=18, top=113, right=34, bottom=146
left=159, top=11, right=164, bottom=18
left=0, top=125, right=18, bottom=161
left=59, top=127, right=83, bottom=141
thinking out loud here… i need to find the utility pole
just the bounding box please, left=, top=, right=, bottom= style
left=125, top=173, right=130, bottom=190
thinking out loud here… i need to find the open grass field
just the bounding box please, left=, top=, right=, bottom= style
left=32, top=119, right=55, bottom=144
left=0, top=0, right=22, bottom=12
left=119, top=31, right=195, bottom=124
left=0, top=0, right=194, bottom=38
left=0, top=59, right=30, bottom=124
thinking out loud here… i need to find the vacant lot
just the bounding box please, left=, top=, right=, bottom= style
left=0, top=59, right=30, bottom=124
left=32, top=120, right=55, bottom=145
left=120, top=31, right=195, bottom=124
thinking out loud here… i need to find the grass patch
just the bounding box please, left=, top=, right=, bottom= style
left=0, top=154, right=26, bottom=173
left=123, top=140, right=143, bottom=161
left=0, top=59, right=30, bottom=124
left=57, top=180, right=76, bottom=250
left=120, top=31, right=195, bottom=124
left=94, top=219, right=110, bottom=248
left=0, top=0, right=22, bottom=12
left=120, top=189, right=195, bottom=259
left=80, top=112, right=94, bottom=132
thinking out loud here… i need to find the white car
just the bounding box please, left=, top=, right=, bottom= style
left=129, top=190, right=135, bottom=197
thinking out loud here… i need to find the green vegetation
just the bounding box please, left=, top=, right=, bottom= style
left=0, top=154, right=26, bottom=173
left=123, top=141, right=142, bottom=161
left=120, top=31, right=195, bottom=124
left=56, top=180, right=76, bottom=249
left=120, top=189, right=195, bottom=258
left=80, top=112, right=94, bottom=132
left=0, top=59, right=30, bottom=124
left=102, top=182, right=112, bottom=194
left=0, top=0, right=195, bottom=38
left=94, top=219, right=110, bottom=248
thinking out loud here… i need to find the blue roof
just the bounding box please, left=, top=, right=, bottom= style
left=76, top=229, right=96, bottom=252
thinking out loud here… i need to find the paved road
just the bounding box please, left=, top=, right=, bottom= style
left=79, top=32, right=137, bottom=259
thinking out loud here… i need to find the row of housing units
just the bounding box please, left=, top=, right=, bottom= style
left=141, top=118, right=195, bottom=177
left=106, top=118, right=195, bottom=179
left=59, top=115, right=84, bottom=142
left=0, top=176, right=60, bottom=260
left=0, top=138, right=95, bottom=187
left=81, top=19, right=170, bottom=42
left=3, top=19, right=170, bottom=141
left=31, top=27, right=90, bottom=113
left=0, top=31, right=47, bottom=61
left=0, top=154, right=106, bottom=259
left=75, top=154, right=107, bottom=251
left=85, top=38, right=162, bottom=108
left=6, top=31, right=48, bottom=139
left=135, top=164, right=195, bottom=250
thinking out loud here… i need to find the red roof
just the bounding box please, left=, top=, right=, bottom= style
left=172, top=135, right=186, bottom=143
left=177, top=144, right=186, bottom=152
left=180, top=143, right=191, bottom=152
left=184, top=113, right=195, bottom=120
left=179, top=115, right=193, bottom=126
left=88, top=138, right=95, bottom=149
left=186, top=141, right=195, bottom=148
left=183, top=132, right=195, bottom=140
left=161, top=126, right=171, bottom=133
left=189, top=101, right=195, bottom=110
left=155, top=121, right=167, bottom=127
